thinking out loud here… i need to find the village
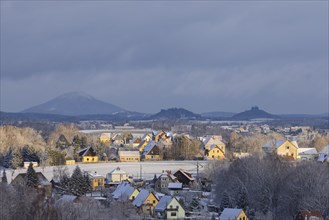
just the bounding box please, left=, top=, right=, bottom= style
left=1, top=123, right=328, bottom=220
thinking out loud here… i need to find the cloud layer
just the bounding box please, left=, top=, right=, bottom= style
left=1, top=1, right=328, bottom=114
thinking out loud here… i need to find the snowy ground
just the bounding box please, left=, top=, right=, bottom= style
left=3, top=161, right=210, bottom=183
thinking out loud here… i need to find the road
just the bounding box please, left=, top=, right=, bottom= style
left=5, top=160, right=211, bottom=183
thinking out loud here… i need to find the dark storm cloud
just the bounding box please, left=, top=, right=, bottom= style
left=1, top=1, right=328, bottom=114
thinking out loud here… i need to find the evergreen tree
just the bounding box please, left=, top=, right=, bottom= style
left=11, top=149, right=23, bottom=169
left=69, top=166, right=86, bottom=196
left=22, top=145, right=40, bottom=163
left=246, top=206, right=256, bottom=220
left=236, top=186, right=249, bottom=210
left=82, top=173, right=92, bottom=194
left=60, top=173, right=71, bottom=192
left=260, top=188, right=271, bottom=214
left=220, top=191, right=232, bottom=211
left=25, top=162, right=39, bottom=187
left=1, top=170, right=7, bottom=184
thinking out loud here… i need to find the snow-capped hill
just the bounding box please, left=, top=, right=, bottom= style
left=22, top=92, right=125, bottom=116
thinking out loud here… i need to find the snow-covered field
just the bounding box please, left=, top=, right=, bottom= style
left=5, top=161, right=210, bottom=183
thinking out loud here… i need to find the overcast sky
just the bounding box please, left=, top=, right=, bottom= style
left=1, top=1, right=328, bottom=114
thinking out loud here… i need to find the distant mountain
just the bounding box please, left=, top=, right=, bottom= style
left=150, top=108, right=201, bottom=120
left=232, top=106, right=279, bottom=120
left=22, top=92, right=125, bottom=116
left=201, top=111, right=236, bottom=119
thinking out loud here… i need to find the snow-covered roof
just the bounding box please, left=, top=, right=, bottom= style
left=168, top=182, right=183, bottom=190
left=132, top=189, right=150, bottom=207
left=154, top=195, right=173, bottom=212
left=174, top=169, right=195, bottom=182
left=219, top=208, right=243, bottom=220
left=320, top=145, right=329, bottom=154
left=297, top=148, right=318, bottom=155
left=109, top=167, right=127, bottom=175
left=318, top=153, right=329, bottom=163
left=112, top=182, right=134, bottom=200
left=142, top=141, right=158, bottom=155
left=263, top=140, right=298, bottom=150
left=58, top=195, right=77, bottom=203
left=118, top=151, right=140, bottom=157
left=88, top=172, right=105, bottom=179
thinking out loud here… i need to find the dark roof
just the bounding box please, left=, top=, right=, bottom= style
left=78, top=146, right=96, bottom=157
left=12, top=172, right=50, bottom=185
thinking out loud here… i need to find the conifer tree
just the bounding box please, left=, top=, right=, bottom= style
left=236, top=186, right=249, bottom=210
left=220, top=191, right=232, bottom=211
left=26, top=162, right=39, bottom=187
left=69, top=166, right=86, bottom=196
left=1, top=170, right=7, bottom=184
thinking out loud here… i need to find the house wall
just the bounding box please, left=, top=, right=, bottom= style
left=65, top=160, right=76, bottom=165
left=83, top=156, right=98, bottom=163
left=145, top=154, right=161, bottom=161
left=277, top=141, right=298, bottom=160
left=111, top=173, right=128, bottom=182
left=142, top=193, right=158, bottom=215
left=129, top=189, right=140, bottom=201
left=100, top=137, right=111, bottom=143
left=91, top=177, right=105, bottom=190
left=208, top=147, right=225, bottom=160
left=166, top=198, right=185, bottom=219
left=236, top=211, right=249, bottom=220
left=119, top=156, right=140, bottom=162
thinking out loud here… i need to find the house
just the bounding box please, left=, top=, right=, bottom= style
left=131, top=137, right=142, bottom=148
left=118, top=151, right=140, bottom=162
left=23, top=161, right=38, bottom=168
left=132, top=189, right=159, bottom=215
left=112, top=182, right=135, bottom=201
left=168, top=182, right=183, bottom=196
left=78, top=146, right=98, bottom=163
left=11, top=172, right=52, bottom=197
left=99, top=133, right=112, bottom=143
left=294, top=210, right=324, bottom=220
left=142, top=134, right=153, bottom=142
left=138, top=140, right=149, bottom=153
left=219, top=208, right=249, bottom=220
left=206, top=144, right=225, bottom=160
left=154, top=196, right=185, bottom=219
left=143, top=141, right=162, bottom=161
left=129, top=188, right=140, bottom=201
left=297, top=148, right=318, bottom=161
left=155, top=171, right=178, bottom=194
left=173, top=169, right=194, bottom=186
left=153, top=130, right=167, bottom=142
left=263, top=140, right=299, bottom=160
left=112, top=134, right=125, bottom=146
left=88, top=172, right=105, bottom=191
left=107, top=167, right=128, bottom=183
left=65, top=159, right=76, bottom=165
left=318, top=145, right=329, bottom=163
left=203, top=135, right=225, bottom=152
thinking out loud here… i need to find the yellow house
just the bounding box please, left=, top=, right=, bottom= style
left=143, top=141, right=162, bottom=161
left=118, top=151, right=140, bottom=162
left=155, top=196, right=185, bottom=219
left=100, top=133, right=112, bottom=143
left=142, top=134, right=152, bottom=142
left=132, top=189, right=159, bottom=215
left=88, top=172, right=105, bottom=191
left=203, top=135, right=225, bottom=153
left=139, top=140, right=149, bottom=153
left=129, top=188, right=140, bottom=201
left=65, top=159, right=76, bottom=165
left=207, top=145, right=225, bottom=160
left=219, top=208, right=249, bottom=220
left=78, top=147, right=99, bottom=163
left=263, top=140, right=299, bottom=160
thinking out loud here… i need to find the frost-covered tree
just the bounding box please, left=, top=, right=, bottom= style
left=25, top=162, right=39, bottom=187
left=220, top=191, right=232, bottom=211
left=236, top=185, right=248, bottom=211
left=1, top=170, right=7, bottom=184
left=11, top=149, right=23, bottom=169
left=69, top=166, right=87, bottom=196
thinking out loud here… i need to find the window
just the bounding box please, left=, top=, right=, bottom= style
left=170, top=205, right=173, bottom=209
left=212, top=155, right=214, bottom=158
left=153, top=200, right=156, bottom=204
left=171, top=212, right=177, bottom=216
left=286, top=146, right=289, bottom=149
left=243, top=217, right=245, bottom=220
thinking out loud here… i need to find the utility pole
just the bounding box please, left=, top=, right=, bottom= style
left=140, top=163, right=142, bottom=179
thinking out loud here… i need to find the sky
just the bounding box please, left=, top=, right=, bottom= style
left=1, top=1, right=328, bottom=114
